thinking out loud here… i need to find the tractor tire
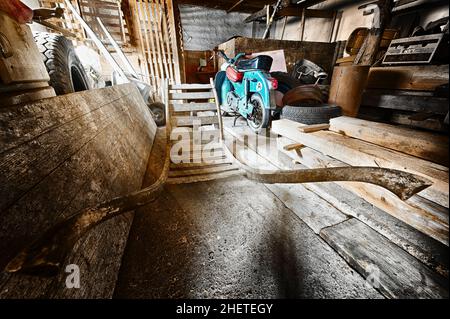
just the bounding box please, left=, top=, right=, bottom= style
left=281, top=104, right=341, bottom=124
left=33, top=32, right=90, bottom=95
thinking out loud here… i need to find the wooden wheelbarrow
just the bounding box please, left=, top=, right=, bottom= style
left=4, top=80, right=432, bottom=277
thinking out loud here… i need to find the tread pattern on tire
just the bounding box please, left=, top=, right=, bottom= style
left=33, top=32, right=88, bottom=95
left=281, top=104, right=341, bottom=124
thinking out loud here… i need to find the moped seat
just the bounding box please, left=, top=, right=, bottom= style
left=236, top=55, right=273, bottom=72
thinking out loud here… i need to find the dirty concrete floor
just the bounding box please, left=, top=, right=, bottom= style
left=113, top=176, right=382, bottom=298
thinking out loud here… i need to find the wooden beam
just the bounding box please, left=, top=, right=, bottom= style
left=329, top=116, right=449, bottom=166
left=354, top=0, right=394, bottom=65
left=283, top=143, right=305, bottom=151
left=276, top=7, right=335, bottom=19
left=272, top=119, right=449, bottom=208
left=362, top=90, right=449, bottom=115
left=227, top=0, right=244, bottom=13
left=244, top=5, right=273, bottom=23
left=298, top=123, right=330, bottom=133
left=366, top=65, right=449, bottom=91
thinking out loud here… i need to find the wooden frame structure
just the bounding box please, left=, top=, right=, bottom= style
left=132, top=0, right=181, bottom=91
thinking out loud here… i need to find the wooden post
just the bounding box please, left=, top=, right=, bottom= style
left=300, top=8, right=305, bottom=41
left=210, top=78, right=224, bottom=141
left=354, top=0, right=394, bottom=65
left=280, top=16, right=287, bottom=40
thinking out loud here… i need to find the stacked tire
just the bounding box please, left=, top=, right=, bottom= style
left=280, top=104, right=341, bottom=124
left=271, top=72, right=341, bottom=125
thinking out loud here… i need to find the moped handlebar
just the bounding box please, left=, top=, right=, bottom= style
left=217, top=50, right=229, bottom=61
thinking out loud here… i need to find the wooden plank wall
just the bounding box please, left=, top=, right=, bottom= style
left=218, top=37, right=338, bottom=78
left=0, top=84, right=156, bottom=298
left=132, top=0, right=181, bottom=91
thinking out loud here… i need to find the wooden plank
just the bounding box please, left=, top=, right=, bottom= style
left=170, top=147, right=225, bottom=163
left=320, top=218, right=448, bottom=298
left=276, top=136, right=449, bottom=246
left=283, top=143, right=304, bottom=151
left=170, top=92, right=215, bottom=100
left=173, top=115, right=218, bottom=126
left=145, top=0, right=166, bottom=81
left=150, top=0, right=169, bottom=79
left=366, top=65, right=449, bottom=91
left=166, top=0, right=182, bottom=83
left=298, top=123, right=330, bottom=133
left=329, top=116, right=449, bottom=166
left=170, top=128, right=221, bottom=142
left=272, top=119, right=449, bottom=208
left=390, top=112, right=447, bottom=132
left=0, top=86, right=147, bottom=213
left=133, top=0, right=154, bottom=87
left=170, top=83, right=212, bottom=90
left=267, top=184, right=348, bottom=234
left=171, top=102, right=217, bottom=112
left=301, top=180, right=449, bottom=278
left=158, top=0, right=175, bottom=82
left=0, top=84, right=155, bottom=298
left=361, top=90, right=449, bottom=115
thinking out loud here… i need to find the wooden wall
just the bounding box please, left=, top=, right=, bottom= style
left=182, top=50, right=217, bottom=84
left=218, top=37, right=338, bottom=79
left=0, top=84, right=156, bottom=298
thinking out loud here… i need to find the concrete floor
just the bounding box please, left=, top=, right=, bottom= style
left=114, top=176, right=382, bottom=298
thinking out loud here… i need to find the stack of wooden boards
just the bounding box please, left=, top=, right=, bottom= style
left=223, top=116, right=448, bottom=298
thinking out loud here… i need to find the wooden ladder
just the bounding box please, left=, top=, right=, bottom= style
left=164, top=79, right=240, bottom=184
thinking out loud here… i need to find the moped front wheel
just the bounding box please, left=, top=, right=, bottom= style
left=247, top=93, right=270, bottom=134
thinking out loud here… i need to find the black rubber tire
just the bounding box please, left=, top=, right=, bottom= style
left=149, top=102, right=166, bottom=127
left=270, top=72, right=302, bottom=94
left=33, top=32, right=90, bottom=95
left=281, top=104, right=341, bottom=124
left=247, top=93, right=271, bottom=134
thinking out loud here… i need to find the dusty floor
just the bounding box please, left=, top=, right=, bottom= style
left=114, top=176, right=382, bottom=298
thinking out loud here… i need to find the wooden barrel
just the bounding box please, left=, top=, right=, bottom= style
left=328, top=65, right=370, bottom=117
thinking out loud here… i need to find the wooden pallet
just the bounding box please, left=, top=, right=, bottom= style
left=164, top=80, right=240, bottom=184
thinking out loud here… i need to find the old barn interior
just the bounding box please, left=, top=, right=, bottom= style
left=0, top=0, right=448, bottom=299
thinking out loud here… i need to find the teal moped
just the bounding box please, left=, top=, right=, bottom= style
left=214, top=50, right=278, bottom=133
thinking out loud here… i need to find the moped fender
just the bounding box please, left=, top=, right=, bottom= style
left=245, top=71, right=273, bottom=109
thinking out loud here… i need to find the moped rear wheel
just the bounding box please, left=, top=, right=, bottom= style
left=247, top=93, right=270, bottom=134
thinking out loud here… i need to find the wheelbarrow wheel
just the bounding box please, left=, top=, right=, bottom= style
left=149, top=102, right=166, bottom=127
left=247, top=93, right=270, bottom=134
